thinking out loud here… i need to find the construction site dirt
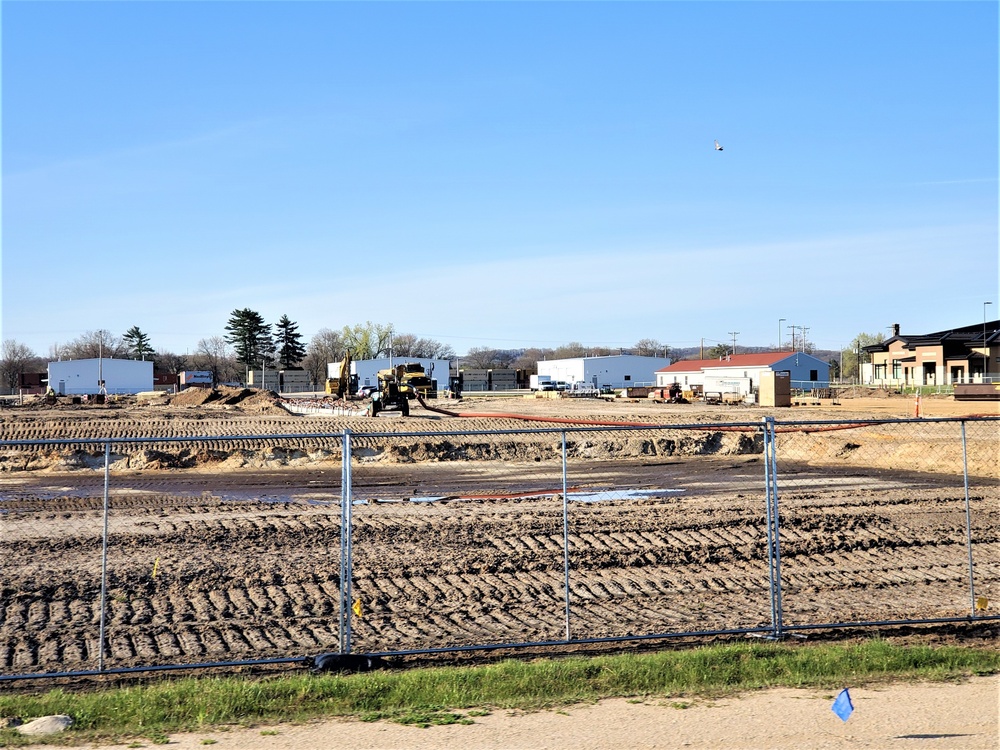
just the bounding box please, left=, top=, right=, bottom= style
left=0, top=391, right=997, bottom=676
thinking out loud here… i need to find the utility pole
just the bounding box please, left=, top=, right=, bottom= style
left=800, top=327, right=809, bottom=352
left=728, top=332, right=739, bottom=355
left=787, top=325, right=795, bottom=352
left=986, top=302, right=993, bottom=379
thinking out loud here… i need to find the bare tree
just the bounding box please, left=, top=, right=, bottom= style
left=391, top=333, right=456, bottom=360
left=1, top=340, right=40, bottom=394
left=633, top=338, right=669, bottom=358
left=154, top=351, right=189, bottom=379
left=301, top=329, right=347, bottom=390
left=193, top=337, right=239, bottom=386
left=551, top=342, right=587, bottom=359
left=491, top=349, right=520, bottom=368
left=512, top=347, right=551, bottom=373
left=59, top=330, right=126, bottom=360
left=462, top=347, right=502, bottom=369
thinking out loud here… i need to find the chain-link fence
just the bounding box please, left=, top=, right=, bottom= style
left=0, top=417, right=997, bottom=680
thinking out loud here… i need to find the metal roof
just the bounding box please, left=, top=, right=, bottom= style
left=864, top=320, right=1000, bottom=352
left=658, top=352, right=823, bottom=373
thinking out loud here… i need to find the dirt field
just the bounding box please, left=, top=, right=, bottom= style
left=0, top=391, right=996, bottom=676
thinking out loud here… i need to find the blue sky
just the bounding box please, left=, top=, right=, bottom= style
left=3, top=1, right=997, bottom=358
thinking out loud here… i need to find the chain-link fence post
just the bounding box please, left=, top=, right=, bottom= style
left=340, top=429, right=353, bottom=654
left=97, top=441, right=111, bottom=672
left=763, top=417, right=784, bottom=638
left=961, top=420, right=978, bottom=617
left=561, top=430, right=571, bottom=641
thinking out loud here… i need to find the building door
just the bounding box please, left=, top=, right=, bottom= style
left=923, top=363, right=935, bottom=385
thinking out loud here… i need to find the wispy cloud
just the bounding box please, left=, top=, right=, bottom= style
left=4, top=117, right=283, bottom=182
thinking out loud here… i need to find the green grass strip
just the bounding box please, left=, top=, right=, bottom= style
left=0, top=640, right=996, bottom=744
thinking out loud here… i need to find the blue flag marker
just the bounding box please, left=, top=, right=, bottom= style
left=832, top=688, right=854, bottom=722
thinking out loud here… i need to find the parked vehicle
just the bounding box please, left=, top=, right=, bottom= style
left=530, top=374, right=554, bottom=391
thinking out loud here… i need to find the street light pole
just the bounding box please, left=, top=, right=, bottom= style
left=778, top=318, right=785, bottom=351
left=986, top=302, right=993, bottom=379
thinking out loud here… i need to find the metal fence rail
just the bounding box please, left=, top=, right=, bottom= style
left=0, top=416, right=997, bottom=681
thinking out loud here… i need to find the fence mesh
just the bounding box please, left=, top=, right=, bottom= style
left=560, top=425, right=773, bottom=640
left=0, top=416, right=996, bottom=678
left=773, top=418, right=1000, bottom=628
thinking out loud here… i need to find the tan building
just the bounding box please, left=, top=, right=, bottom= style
left=863, top=321, right=999, bottom=387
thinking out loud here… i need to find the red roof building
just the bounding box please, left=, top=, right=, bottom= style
left=656, top=351, right=830, bottom=395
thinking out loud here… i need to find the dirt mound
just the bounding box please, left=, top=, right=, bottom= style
left=167, top=387, right=288, bottom=414
left=232, top=389, right=290, bottom=414
left=168, top=387, right=218, bottom=406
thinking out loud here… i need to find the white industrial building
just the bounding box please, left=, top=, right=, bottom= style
left=48, top=358, right=154, bottom=396
left=656, top=352, right=831, bottom=397
left=336, top=357, right=452, bottom=392
left=537, top=354, right=671, bottom=390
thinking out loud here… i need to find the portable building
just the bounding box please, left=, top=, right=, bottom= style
left=277, top=370, right=312, bottom=393
left=457, top=368, right=489, bottom=392
left=537, top=355, right=671, bottom=391
left=179, top=371, right=213, bottom=389
left=48, top=358, right=154, bottom=396
left=656, top=352, right=830, bottom=396
left=487, top=369, right=518, bottom=391
left=248, top=369, right=280, bottom=391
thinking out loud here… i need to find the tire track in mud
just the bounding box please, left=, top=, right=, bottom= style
left=0, top=476, right=997, bottom=672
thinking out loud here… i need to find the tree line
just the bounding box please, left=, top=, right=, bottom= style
left=1, top=312, right=462, bottom=392
left=0, top=309, right=883, bottom=393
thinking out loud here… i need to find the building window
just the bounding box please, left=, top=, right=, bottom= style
left=874, top=364, right=886, bottom=380
left=891, top=360, right=901, bottom=379
left=624, top=375, right=631, bottom=381
left=810, top=370, right=818, bottom=381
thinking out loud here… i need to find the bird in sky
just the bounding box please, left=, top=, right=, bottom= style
left=714, top=139, right=724, bottom=151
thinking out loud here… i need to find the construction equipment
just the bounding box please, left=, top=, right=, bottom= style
left=371, top=365, right=410, bottom=417
left=377, top=362, right=436, bottom=400
left=325, top=352, right=357, bottom=398
left=666, top=382, right=689, bottom=404
left=401, top=362, right=436, bottom=399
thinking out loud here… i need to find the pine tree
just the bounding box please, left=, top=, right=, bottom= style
left=224, top=309, right=272, bottom=367
left=122, top=326, right=156, bottom=360
left=274, top=315, right=307, bottom=369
